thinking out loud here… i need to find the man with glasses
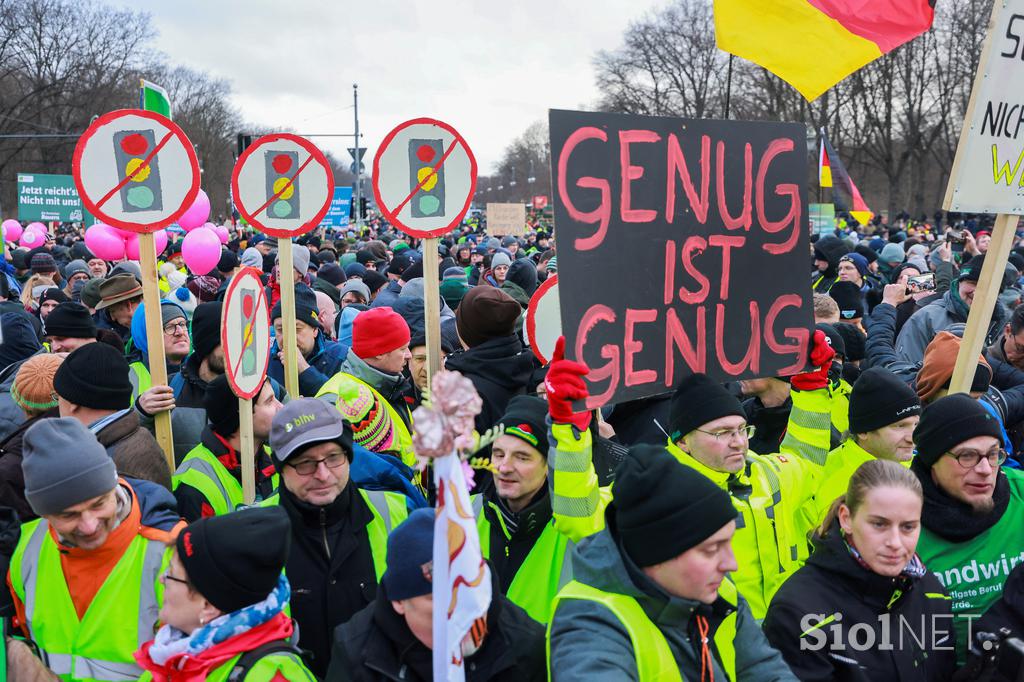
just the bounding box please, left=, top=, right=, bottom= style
left=264, top=397, right=411, bottom=678
left=545, top=337, right=829, bottom=621
left=128, top=301, right=191, bottom=404
left=989, top=304, right=1024, bottom=370
left=173, top=376, right=282, bottom=520
left=912, top=393, right=1024, bottom=658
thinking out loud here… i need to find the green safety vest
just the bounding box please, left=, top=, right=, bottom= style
left=172, top=442, right=279, bottom=517
left=917, top=468, right=1024, bottom=660
left=546, top=579, right=739, bottom=681
left=260, top=487, right=409, bottom=580
left=139, top=649, right=316, bottom=682
left=128, top=361, right=151, bottom=403
left=9, top=518, right=171, bottom=682
left=316, top=373, right=416, bottom=468
left=666, top=441, right=817, bottom=621
left=473, top=495, right=572, bottom=624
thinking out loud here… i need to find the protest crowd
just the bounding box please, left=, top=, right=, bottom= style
left=1, top=204, right=1024, bottom=682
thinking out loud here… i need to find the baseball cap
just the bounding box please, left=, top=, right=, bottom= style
left=269, top=397, right=353, bottom=464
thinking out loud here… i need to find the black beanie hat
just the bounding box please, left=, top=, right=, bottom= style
left=216, top=249, right=239, bottom=274
left=816, top=322, right=847, bottom=359
left=177, top=506, right=291, bottom=613
left=834, top=323, right=866, bottom=362
left=959, top=254, right=986, bottom=283
left=271, top=284, right=321, bottom=330
left=190, top=301, right=223, bottom=360
left=44, top=302, right=97, bottom=339
left=668, top=374, right=745, bottom=442
left=205, top=374, right=245, bottom=436
left=848, top=367, right=921, bottom=434
left=496, top=395, right=550, bottom=457
left=53, top=342, right=131, bottom=410
left=362, top=270, right=387, bottom=295
left=614, top=444, right=737, bottom=567
left=913, top=394, right=1003, bottom=468
left=829, top=281, right=865, bottom=320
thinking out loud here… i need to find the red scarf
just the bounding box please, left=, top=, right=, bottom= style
left=134, top=612, right=293, bottom=682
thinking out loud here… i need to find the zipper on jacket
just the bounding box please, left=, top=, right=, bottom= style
left=320, top=507, right=331, bottom=560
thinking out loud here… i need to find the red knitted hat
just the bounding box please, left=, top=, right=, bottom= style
left=352, top=307, right=411, bottom=359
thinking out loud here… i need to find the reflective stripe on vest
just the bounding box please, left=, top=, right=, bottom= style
left=474, top=496, right=572, bottom=624
left=316, top=373, right=416, bottom=467
left=173, top=446, right=241, bottom=517
left=547, top=579, right=739, bottom=681
left=10, top=518, right=168, bottom=682
left=260, top=487, right=408, bottom=581
left=129, top=361, right=152, bottom=402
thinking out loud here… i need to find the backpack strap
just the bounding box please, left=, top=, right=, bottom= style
left=227, top=639, right=303, bottom=682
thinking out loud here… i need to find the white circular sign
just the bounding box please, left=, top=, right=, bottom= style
left=221, top=267, right=271, bottom=400
left=73, top=109, right=200, bottom=233
left=231, top=134, right=334, bottom=238
left=372, top=118, right=477, bottom=238
left=526, top=275, right=562, bottom=365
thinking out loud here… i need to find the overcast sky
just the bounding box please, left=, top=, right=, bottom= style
left=110, top=0, right=663, bottom=174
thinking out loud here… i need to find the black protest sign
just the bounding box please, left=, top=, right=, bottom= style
left=549, top=109, right=814, bottom=409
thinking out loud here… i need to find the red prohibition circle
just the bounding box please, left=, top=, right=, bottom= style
left=72, top=109, right=201, bottom=234
left=372, top=117, right=478, bottom=239
left=526, top=274, right=559, bottom=365
left=231, top=133, right=335, bottom=238
left=221, top=266, right=270, bottom=400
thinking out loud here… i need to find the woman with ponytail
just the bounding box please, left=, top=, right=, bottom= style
left=763, top=459, right=955, bottom=681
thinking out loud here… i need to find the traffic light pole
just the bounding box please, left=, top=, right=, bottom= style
left=138, top=232, right=174, bottom=467
left=277, top=239, right=301, bottom=398
left=353, top=83, right=362, bottom=230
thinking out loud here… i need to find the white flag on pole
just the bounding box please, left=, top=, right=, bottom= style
left=432, top=452, right=491, bottom=682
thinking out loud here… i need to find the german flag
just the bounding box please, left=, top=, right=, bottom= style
left=820, top=129, right=873, bottom=226
left=715, top=0, right=935, bottom=101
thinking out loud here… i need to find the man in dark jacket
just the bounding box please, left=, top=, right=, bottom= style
left=0, top=313, right=43, bottom=441
left=325, top=507, right=545, bottom=682
left=445, top=286, right=534, bottom=434
left=547, top=445, right=796, bottom=680
left=269, top=398, right=412, bottom=677
left=268, top=284, right=346, bottom=396
left=92, top=272, right=143, bottom=344
left=811, top=235, right=849, bottom=293
left=54, top=342, right=171, bottom=488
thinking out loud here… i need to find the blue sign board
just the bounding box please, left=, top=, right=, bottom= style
left=323, top=186, right=353, bottom=227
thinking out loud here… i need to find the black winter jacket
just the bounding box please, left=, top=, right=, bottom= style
left=763, top=530, right=956, bottom=682
left=444, top=335, right=534, bottom=434
left=325, top=567, right=546, bottom=682
left=279, top=483, right=381, bottom=678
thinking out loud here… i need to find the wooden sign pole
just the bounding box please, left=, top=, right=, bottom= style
left=949, top=213, right=1020, bottom=394
left=238, top=396, right=256, bottom=504
left=422, top=238, right=443, bottom=392
left=277, top=238, right=300, bottom=397
left=138, top=231, right=174, bottom=469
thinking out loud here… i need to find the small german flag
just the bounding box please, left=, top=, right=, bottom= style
left=715, top=0, right=936, bottom=101
left=821, top=129, right=873, bottom=226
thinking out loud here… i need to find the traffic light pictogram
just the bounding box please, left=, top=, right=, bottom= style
left=265, top=151, right=300, bottom=219
left=240, top=286, right=258, bottom=376
left=113, top=129, right=164, bottom=213
left=408, top=139, right=445, bottom=218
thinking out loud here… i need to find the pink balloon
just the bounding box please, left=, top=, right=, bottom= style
left=181, top=226, right=221, bottom=275
left=2, top=219, right=22, bottom=242
left=153, top=229, right=168, bottom=255
left=19, top=229, right=45, bottom=249
left=177, top=189, right=211, bottom=230
left=112, top=227, right=138, bottom=239
left=84, top=224, right=126, bottom=260
left=26, top=222, right=46, bottom=234
left=213, top=224, right=229, bottom=244
left=123, top=234, right=140, bottom=260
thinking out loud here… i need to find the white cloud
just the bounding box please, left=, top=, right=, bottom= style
left=112, top=0, right=660, bottom=173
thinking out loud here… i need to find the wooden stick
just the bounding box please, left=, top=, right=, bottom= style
left=277, top=239, right=300, bottom=397
left=422, top=238, right=442, bottom=392
left=950, top=213, right=1020, bottom=394
left=238, top=397, right=255, bottom=504
left=138, top=231, right=174, bottom=469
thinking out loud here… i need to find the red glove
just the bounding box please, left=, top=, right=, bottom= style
left=544, top=337, right=592, bottom=431
left=790, top=329, right=836, bottom=391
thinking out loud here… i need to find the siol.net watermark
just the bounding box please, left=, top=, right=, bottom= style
left=798, top=611, right=977, bottom=652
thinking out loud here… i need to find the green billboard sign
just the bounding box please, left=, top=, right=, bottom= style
left=17, top=173, right=87, bottom=222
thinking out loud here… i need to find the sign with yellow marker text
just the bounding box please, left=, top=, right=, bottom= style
left=945, top=0, right=1024, bottom=214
